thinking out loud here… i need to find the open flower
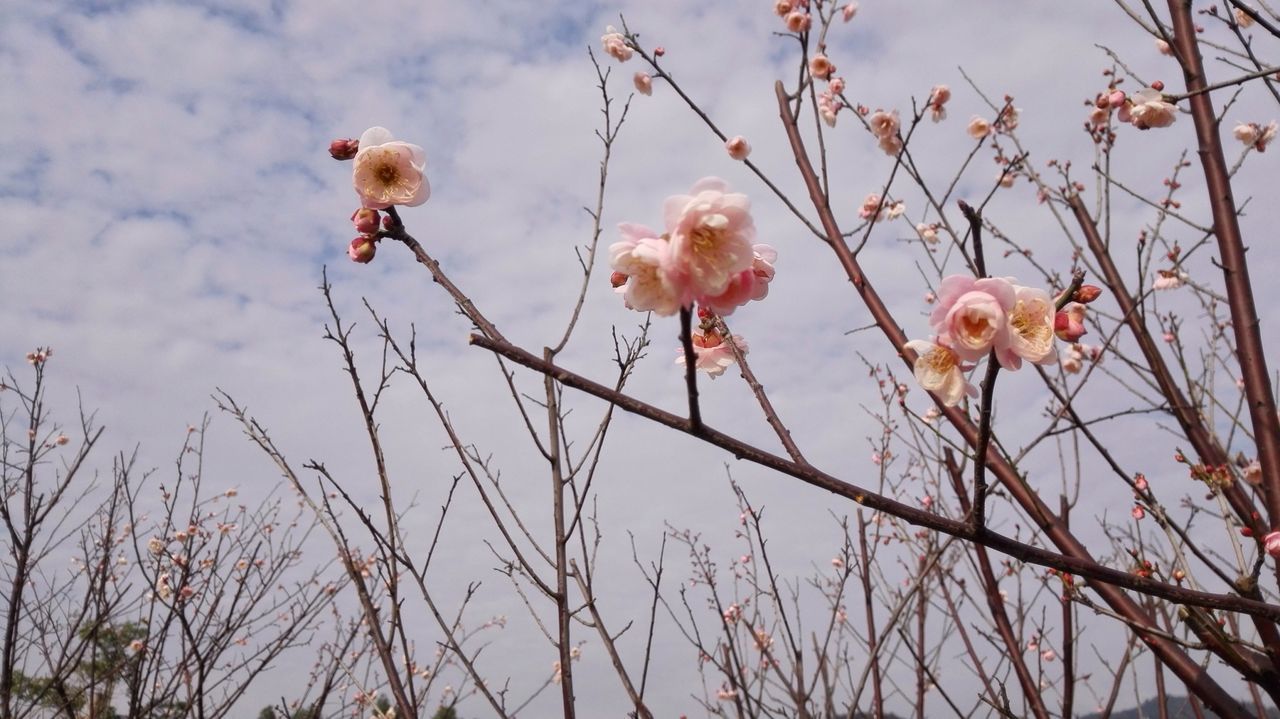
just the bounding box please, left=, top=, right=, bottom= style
left=928, top=85, right=950, bottom=122
left=967, top=116, right=992, bottom=139
left=609, top=224, right=682, bottom=316
left=634, top=72, right=653, bottom=96
left=352, top=127, right=429, bottom=209
left=699, top=244, right=777, bottom=315
left=664, top=177, right=757, bottom=303
left=905, top=340, right=976, bottom=407
left=601, top=26, right=632, bottom=62
left=1234, top=120, right=1277, bottom=151
left=676, top=330, right=747, bottom=378
left=928, top=275, right=1015, bottom=361
left=1120, top=88, right=1177, bottom=130
left=999, top=285, right=1058, bottom=369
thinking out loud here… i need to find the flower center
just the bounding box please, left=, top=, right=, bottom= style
left=924, top=347, right=956, bottom=373
left=1010, top=301, right=1050, bottom=343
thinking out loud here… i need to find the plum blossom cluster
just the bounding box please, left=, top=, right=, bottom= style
left=329, top=127, right=430, bottom=264
left=868, top=109, right=902, bottom=155
left=906, top=276, right=1102, bottom=406
left=1233, top=120, right=1278, bottom=151
left=1116, top=86, right=1178, bottom=130
left=609, top=178, right=777, bottom=376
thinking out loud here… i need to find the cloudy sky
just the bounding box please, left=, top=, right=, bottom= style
left=4, top=0, right=1278, bottom=715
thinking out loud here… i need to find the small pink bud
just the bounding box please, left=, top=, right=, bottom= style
left=1131, top=505, right=1145, bottom=520
left=1054, top=303, right=1087, bottom=342
left=609, top=271, right=628, bottom=288
left=329, top=138, right=359, bottom=161
left=1074, top=285, right=1103, bottom=304
left=348, top=236, right=377, bottom=264
left=653, top=46, right=665, bottom=57
left=785, top=10, right=811, bottom=32
left=1108, top=90, right=1126, bottom=107
left=1265, top=531, right=1280, bottom=559
left=1150, top=80, right=1165, bottom=92
left=1134, top=474, right=1148, bottom=491
left=351, top=208, right=380, bottom=234
left=725, top=135, right=751, bottom=161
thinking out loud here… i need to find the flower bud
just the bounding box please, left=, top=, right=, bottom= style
left=609, top=271, right=628, bottom=288
left=1266, top=531, right=1280, bottom=559
left=351, top=208, right=381, bottom=234
left=1150, top=80, right=1165, bottom=92
left=725, top=135, right=752, bottom=161
left=1054, top=303, right=1087, bottom=342
left=1073, top=284, right=1103, bottom=303
left=329, top=138, right=359, bottom=160
left=653, top=46, right=665, bottom=57
left=348, top=236, right=377, bottom=264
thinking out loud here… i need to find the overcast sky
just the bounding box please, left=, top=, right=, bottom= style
left=4, top=0, right=1278, bottom=716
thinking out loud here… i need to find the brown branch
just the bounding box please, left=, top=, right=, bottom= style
left=1166, top=0, right=1280, bottom=534
left=467, top=332, right=1280, bottom=623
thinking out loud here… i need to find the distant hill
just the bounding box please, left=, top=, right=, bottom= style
left=1081, top=695, right=1278, bottom=719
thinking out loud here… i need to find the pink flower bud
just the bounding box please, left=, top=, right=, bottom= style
left=1134, top=474, right=1148, bottom=491
left=1131, top=506, right=1145, bottom=520
left=348, top=236, right=377, bottom=264
left=610, top=271, right=628, bottom=288
left=1150, top=80, right=1165, bottom=91
left=351, top=208, right=381, bottom=234
left=1054, top=303, right=1087, bottom=342
left=329, top=138, right=359, bottom=161
left=654, top=46, right=665, bottom=57
left=1266, top=531, right=1280, bottom=559
left=785, top=11, right=811, bottom=32
left=1073, top=285, right=1103, bottom=304
left=1108, top=90, right=1126, bottom=107
left=725, top=135, right=752, bottom=161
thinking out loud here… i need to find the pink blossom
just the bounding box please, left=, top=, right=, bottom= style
left=996, top=106, right=1020, bottom=133
left=868, top=109, right=900, bottom=140
left=904, top=339, right=976, bottom=407
left=842, top=2, right=859, bottom=21
left=1121, top=88, right=1177, bottom=130
left=928, top=275, right=1015, bottom=362
left=716, top=686, right=738, bottom=701
left=601, top=26, right=632, bottom=62
left=675, top=330, right=747, bottom=378
left=698, top=243, right=775, bottom=315
left=999, top=285, right=1058, bottom=369
left=774, top=0, right=793, bottom=16
left=828, top=76, right=846, bottom=95
left=1041, top=649, right=1057, bottom=662
left=1135, top=474, right=1149, bottom=491
left=831, top=556, right=844, bottom=569
left=1089, top=107, right=1110, bottom=127
left=723, top=603, right=741, bottom=623
left=1265, top=531, right=1280, bottom=559
left=1243, top=460, right=1262, bottom=486
left=1131, top=505, right=1145, bottom=520
left=859, top=193, right=885, bottom=222
left=609, top=224, right=682, bottom=316
left=633, top=72, right=653, bottom=96
left=967, top=116, right=992, bottom=139
left=929, top=85, right=950, bottom=122
left=917, top=223, right=939, bottom=244
left=819, top=90, right=841, bottom=126
left=1235, top=8, right=1255, bottom=28
left=1152, top=269, right=1186, bottom=290
left=1234, top=120, right=1277, bottom=151
left=725, top=135, right=752, bottom=161
left=809, top=54, right=835, bottom=80
left=348, top=236, right=376, bottom=263
left=1155, top=38, right=1173, bottom=55
left=352, top=127, right=429, bottom=209
left=921, top=406, right=941, bottom=423
left=664, top=177, right=757, bottom=302
left=886, top=200, right=906, bottom=219
left=785, top=11, right=811, bottom=32
left=997, top=172, right=1015, bottom=188
left=1054, top=302, right=1088, bottom=342
left=129, top=639, right=145, bottom=653
left=921, top=495, right=933, bottom=509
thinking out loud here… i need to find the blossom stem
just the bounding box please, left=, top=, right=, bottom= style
left=678, top=306, right=703, bottom=432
